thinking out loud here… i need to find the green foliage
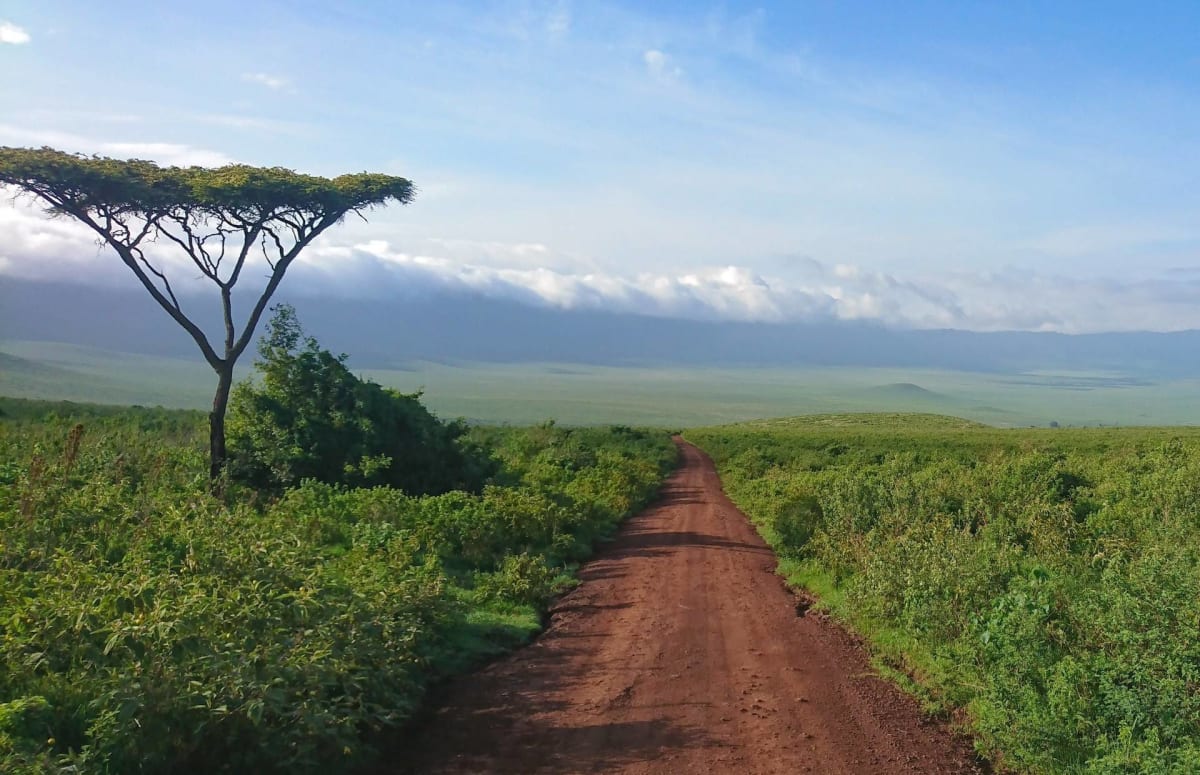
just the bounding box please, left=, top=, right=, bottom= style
left=769, top=495, right=823, bottom=555
left=0, top=401, right=674, bottom=773
left=473, top=553, right=569, bottom=608
left=689, top=414, right=1200, bottom=774
left=0, top=696, right=57, bottom=773
left=227, top=305, right=494, bottom=494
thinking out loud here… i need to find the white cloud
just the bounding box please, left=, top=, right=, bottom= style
left=0, top=21, right=30, bottom=45
left=0, top=206, right=100, bottom=278
left=0, top=124, right=233, bottom=167
left=643, top=49, right=683, bottom=83
left=101, top=142, right=233, bottom=167
left=241, top=72, right=291, bottom=91
left=279, top=238, right=1200, bottom=334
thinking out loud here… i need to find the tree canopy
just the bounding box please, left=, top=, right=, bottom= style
left=0, top=146, right=414, bottom=220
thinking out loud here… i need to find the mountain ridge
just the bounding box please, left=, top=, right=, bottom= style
left=4, top=278, right=1198, bottom=378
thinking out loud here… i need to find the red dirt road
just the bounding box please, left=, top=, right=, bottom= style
left=399, top=439, right=986, bottom=774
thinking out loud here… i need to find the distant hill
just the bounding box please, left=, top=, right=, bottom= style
left=865, top=382, right=947, bottom=400
left=4, top=278, right=1199, bottom=377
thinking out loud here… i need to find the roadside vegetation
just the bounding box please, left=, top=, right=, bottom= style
left=0, top=315, right=675, bottom=773
left=688, top=414, right=1200, bottom=773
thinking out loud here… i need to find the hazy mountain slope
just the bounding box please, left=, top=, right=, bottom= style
left=4, top=278, right=1198, bottom=376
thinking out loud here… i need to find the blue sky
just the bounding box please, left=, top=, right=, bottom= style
left=1, top=1, right=1198, bottom=332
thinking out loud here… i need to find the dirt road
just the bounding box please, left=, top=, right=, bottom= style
left=400, top=439, right=985, bottom=774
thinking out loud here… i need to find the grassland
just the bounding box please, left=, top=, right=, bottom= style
left=688, top=414, right=1200, bottom=773
left=5, top=340, right=1200, bottom=428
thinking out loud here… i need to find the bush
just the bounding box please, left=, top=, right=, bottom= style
left=474, top=553, right=567, bottom=608
left=770, top=495, right=823, bottom=555
left=227, top=305, right=493, bottom=495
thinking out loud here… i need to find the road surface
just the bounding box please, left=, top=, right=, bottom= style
left=398, top=439, right=985, bottom=774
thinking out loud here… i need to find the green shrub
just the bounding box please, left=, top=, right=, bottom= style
left=227, top=305, right=494, bottom=494
left=770, top=495, right=823, bottom=555
left=474, top=553, right=567, bottom=608
left=0, top=696, right=56, bottom=773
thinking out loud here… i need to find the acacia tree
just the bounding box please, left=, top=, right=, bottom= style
left=0, top=146, right=414, bottom=483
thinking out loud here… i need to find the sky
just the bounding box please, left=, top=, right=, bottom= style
left=1, top=0, right=1198, bottom=333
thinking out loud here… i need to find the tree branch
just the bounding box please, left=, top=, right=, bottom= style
left=224, top=220, right=263, bottom=289
left=130, top=244, right=182, bottom=311
left=221, top=285, right=235, bottom=357
left=65, top=203, right=223, bottom=368
left=261, top=223, right=288, bottom=270
left=229, top=212, right=340, bottom=361
left=156, top=211, right=222, bottom=282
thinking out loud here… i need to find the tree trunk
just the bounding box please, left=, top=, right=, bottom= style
left=209, top=362, right=234, bottom=486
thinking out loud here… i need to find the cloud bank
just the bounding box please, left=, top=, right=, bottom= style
left=287, top=240, right=1200, bottom=334
left=1, top=196, right=1194, bottom=335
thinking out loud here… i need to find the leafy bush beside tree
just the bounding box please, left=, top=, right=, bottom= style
left=227, top=305, right=493, bottom=495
